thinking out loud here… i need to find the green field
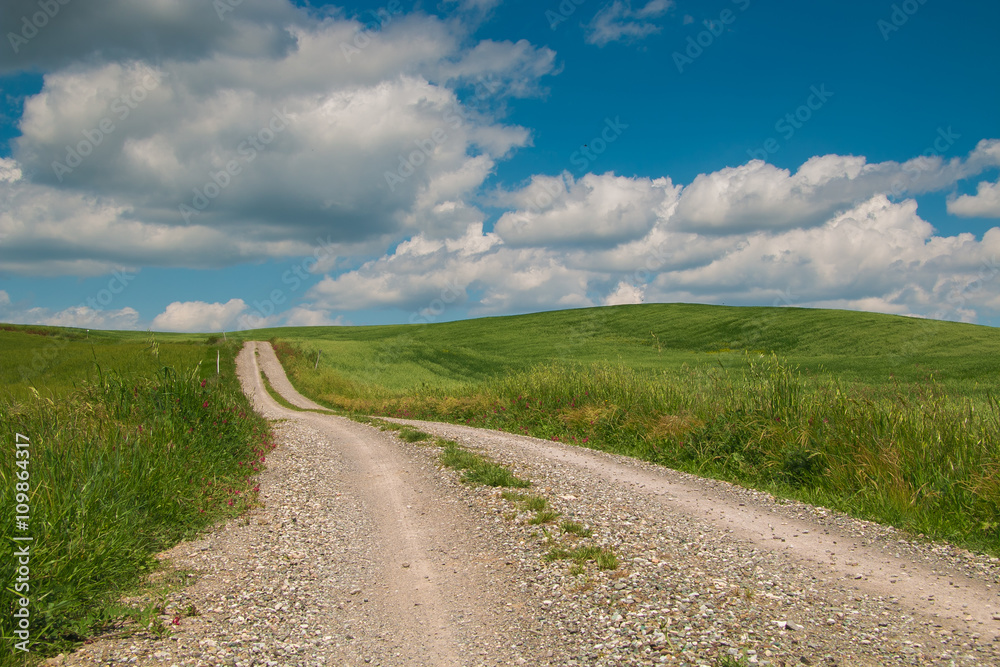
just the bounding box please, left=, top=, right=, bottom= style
left=258, top=304, right=1000, bottom=398
left=0, top=326, right=268, bottom=663
left=265, top=304, right=1000, bottom=555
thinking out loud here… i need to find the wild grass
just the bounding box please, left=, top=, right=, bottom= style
left=521, top=496, right=549, bottom=512
left=398, top=428, right=431, bottom=443
left=275, top=306, right=1000, bottom=555
left=438, top=441, right=531, bottom=488
left=560, top=521, right=593, bottom=537
left=528, top=510, right=560, bottom=525
left=0, top=335, right=271, bottom=660
left=545, top=545, right=619, bottom=570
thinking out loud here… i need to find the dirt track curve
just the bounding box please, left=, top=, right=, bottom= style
left=55, top=341, right=1000, bottom=666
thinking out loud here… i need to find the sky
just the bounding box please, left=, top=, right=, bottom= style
left=0, top=0, right=998, bottom=332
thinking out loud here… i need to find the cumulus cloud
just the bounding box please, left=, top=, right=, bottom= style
left=302, top=191, right=1000, bottom=325
left=649, top=196, right=1000, bottom=321
left=493, top=172, right=678, bottom=247
left=586, top=0, right=674, bottom=47
left=0, top=157, right=22, bottom=182
left=151, top=299, right=250, bottom=332
left=282, top=307, right=347, bottom=327
left=1, top=9, right=557, bottom=275
left=604, top=281, right=645, bottom=305
left=672, top=146, right=1000, bottom=234
left=948, top=178, right=1000, bottom=218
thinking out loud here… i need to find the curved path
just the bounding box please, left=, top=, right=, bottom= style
left=59, top=341, right=1000, bottom=666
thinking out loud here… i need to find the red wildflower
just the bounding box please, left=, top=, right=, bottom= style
left=203, top=401, right=209, bottom=408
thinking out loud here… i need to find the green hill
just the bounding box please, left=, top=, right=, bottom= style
left=262, top=304, right=1000, bottom=397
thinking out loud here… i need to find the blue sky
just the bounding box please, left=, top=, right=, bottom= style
left=0, top=0, right=998, bottom=331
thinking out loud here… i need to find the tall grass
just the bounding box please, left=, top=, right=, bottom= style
left=0, top=343, right=271, bottom=661
left=286, top=345, right=1000, bottom=555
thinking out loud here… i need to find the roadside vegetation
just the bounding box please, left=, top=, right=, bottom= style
left=0, top=327, right=271, bottom=663
left=270, top=304, right=1000, bottom=556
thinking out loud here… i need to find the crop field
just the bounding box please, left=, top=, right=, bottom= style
left=0, top=326, right=270, bottom=662
left=266, top=304, right=1000, bottom=556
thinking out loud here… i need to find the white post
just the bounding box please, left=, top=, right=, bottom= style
left=314, top=350, right=321, bottom=370
left=217, top=350, right=220, bottom=375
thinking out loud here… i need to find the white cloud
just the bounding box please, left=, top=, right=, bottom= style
left=151, top=299, right=250, bottom=332
left=303, top=191, right=1000, bottom=325
left=494, top=172, right=678, bottom=247
left=649, top=196, right=1000, bottom=322
left=282, top=307, right=347, bottom=327
left=0, top=158, right=21, bottom=183
left=2, top=10, right=557, bottom=275
left=586, top=0, right=674, bottom=47
left=948, top=178, right=1000, bottom=218
left=604, top=281, right=645, bottom=305
left=671, top=148, right=998, bottom=234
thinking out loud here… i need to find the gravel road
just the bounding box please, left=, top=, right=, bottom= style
left=54, top=341, right=1000, bottom=667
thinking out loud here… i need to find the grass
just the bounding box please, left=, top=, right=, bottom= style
left=528, top=510, right=560, bottom=525
left=0, top=330, right=271, bottom=662
left=521, top=496, right=548, bottom=512
left=438, top=441, right=531, bottom=488
left=560, top=521, right=592, bottom=537
left=265, top=304, right=1000, bottom=556
left=398, top=428, right=431, bottom=443
left=545, top=545, right=619, bottom=570
left=260, top=372, right=300, bottom=411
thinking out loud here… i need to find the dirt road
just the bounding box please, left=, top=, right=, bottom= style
left=59, top=341, right=1000, bottom=666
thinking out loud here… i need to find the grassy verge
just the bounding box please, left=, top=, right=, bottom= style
left=0, top=338, right=271, bottom=662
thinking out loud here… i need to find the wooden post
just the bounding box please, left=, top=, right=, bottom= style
left=314, top=350, right=321, bottom=370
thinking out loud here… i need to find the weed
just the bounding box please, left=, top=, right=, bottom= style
left=438, top=442, right=530, bottom=488
left=398, top=428, right=431, bottom=442
left=560, top=521, right=593, bottom=537
left=545, top=545, right=619, bottom=570
left=522, top=496, right=548, bottom=512
left=528, top=510, right=560, bottom=525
